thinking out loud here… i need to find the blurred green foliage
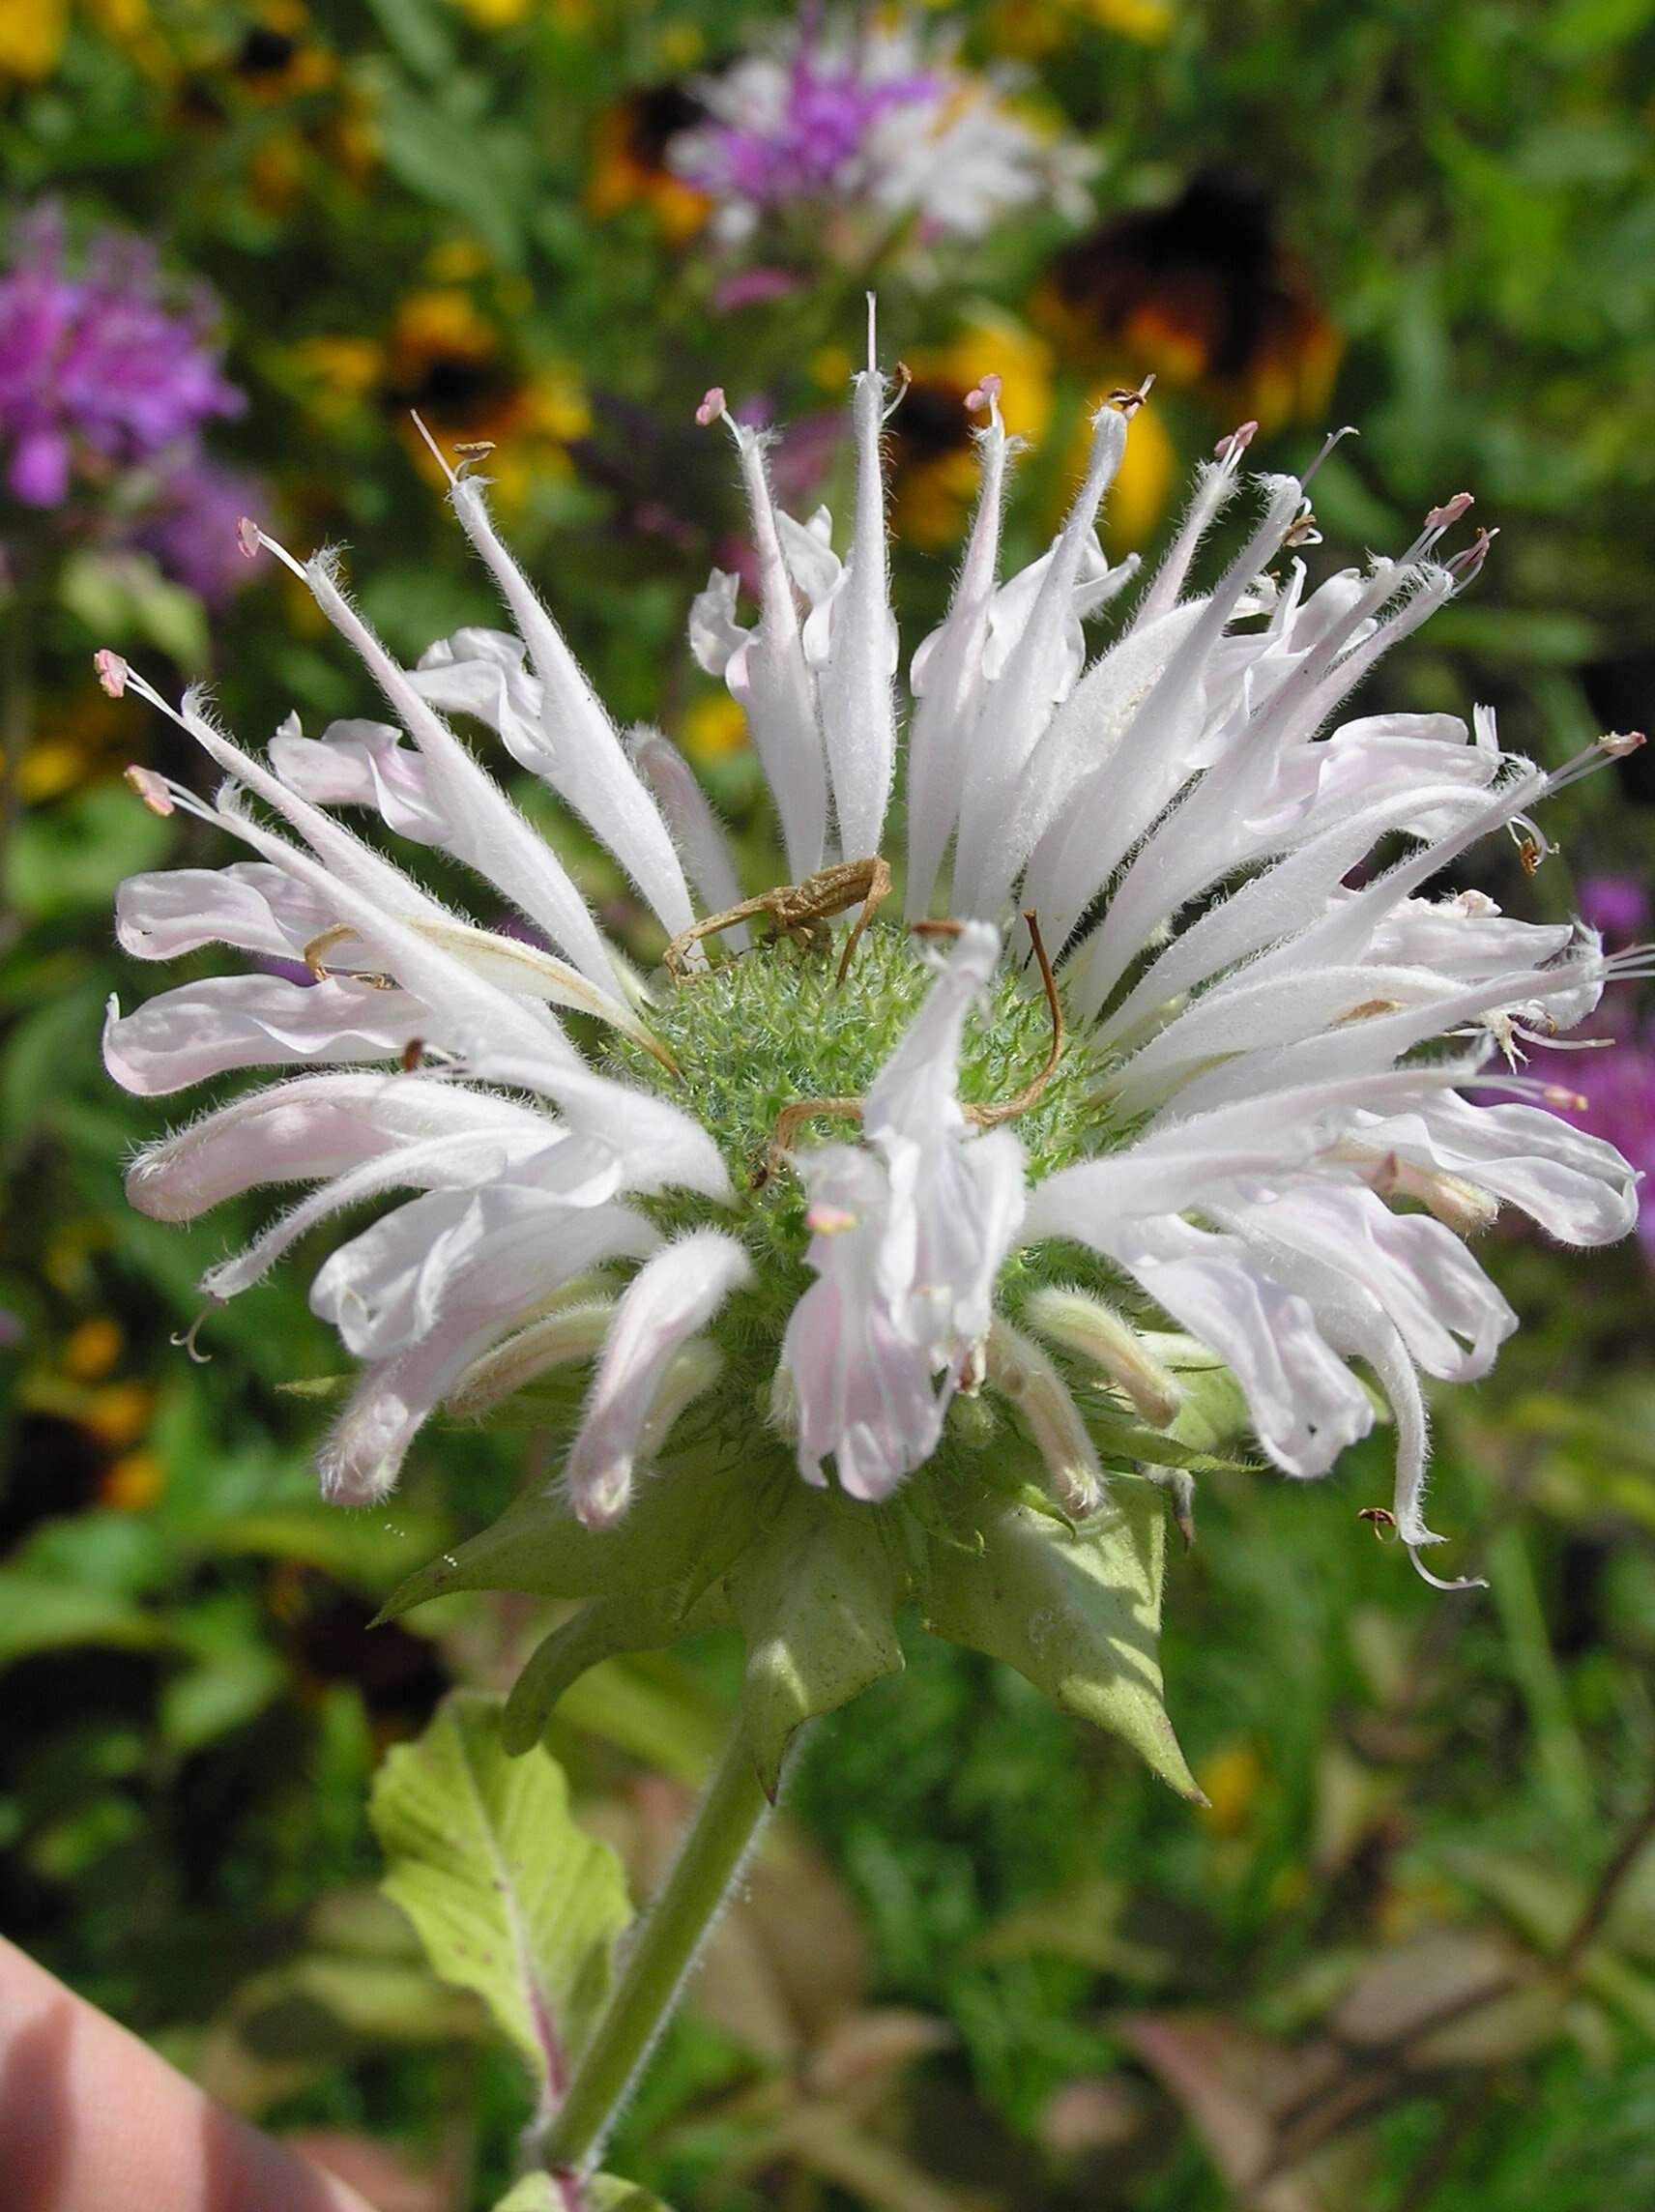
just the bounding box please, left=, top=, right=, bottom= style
left=3, top=2, right=1655, bottom=2207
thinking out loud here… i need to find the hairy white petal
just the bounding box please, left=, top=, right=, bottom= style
left=566, top=1230, right=752, bottom=1526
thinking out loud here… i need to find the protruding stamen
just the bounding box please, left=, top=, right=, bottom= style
left=1446, top=525, right=1497, bottom=581
left=95, top=648, right=128, bottom=698
left=1542, top=729, right=1646, bottom=800
left=236, top=514, right=262, bottom=561
left=1213, top=419, right=1259, bottom=464
left=882, top=360, right=912, bottom=422
left=1103, top=371, right=1155, bottom=418
left=1424, top=491, right=1474, bottom=533
left=124, top=765, right=174, bottom=816
left=694, top=385, right=727, bottom=427
left=170, top=1303, right=217, bottom=1365
left=965, top=371, right=1002, bottom=416
left=1298, top=422, right=1358, bottom=489
left=409, top=410, right=457, bottom=487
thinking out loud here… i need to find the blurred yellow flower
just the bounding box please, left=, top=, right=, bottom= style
left=989, top=0, right=1173, bottom=57
left=449, top=0, right=534, bottom=24
left=892, top=312, right=1056, bottom=549
left=682, top=692, right=748, bottom=764
left=63, top=1318, right=124, bottom=1383
left=1196, top=1739, right=1264, bottom=1837
left=103, top=1449, right=165, bottom=1512
left=85, top=1382, right=153, bottom=1450
left=1036, top=171, right=1344, bottom=437
left=587, top=88, right=712, bottom=243
left=0, top=0, right=68, bottom=81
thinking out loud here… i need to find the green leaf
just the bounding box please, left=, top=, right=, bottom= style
left=728, top=1489, right=906, bottom=1800
left=920, top=1483, right=1200, bottom=1800
left=375, top=1450, right=767, bottom=1621
left=0, top=1569, right=170, bottom=1665
left=370, top=1691, right=632, bottom=2091
left=58, top=549, right=210, bottom=670
left=494, top=2174, right=673, bottom=2212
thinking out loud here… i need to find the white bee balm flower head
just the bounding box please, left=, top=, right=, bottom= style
left=105, top=322, right=1642, bottom=1615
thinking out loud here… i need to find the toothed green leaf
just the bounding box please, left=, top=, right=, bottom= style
left=370, top=1691, right=631, bottom=2090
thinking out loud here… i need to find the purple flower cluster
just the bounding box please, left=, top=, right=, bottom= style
left=0, top=204, right=253, bottom=598
left=1559, top=878, right=1653, bottom=1261
left=680, top=51, right=937, bottom=212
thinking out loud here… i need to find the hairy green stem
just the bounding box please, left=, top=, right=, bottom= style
left=544, top=1715, right=773, bottom=2176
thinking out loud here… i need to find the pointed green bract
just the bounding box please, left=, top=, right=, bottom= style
left=370, top=1691, right=632, bottom=2090
left=493, top=2174, right=673, bottom=2211
left=503, top=1585, right=733, bottom=1756
left=374, top=1449, right=769, bottom=1622
left=920, top=1481, right=1201, bottom=1800
left=728, top=1488, right=907, bottom=1798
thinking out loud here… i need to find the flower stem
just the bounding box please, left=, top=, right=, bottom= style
left=544, top=1715, right=772, bottom=2175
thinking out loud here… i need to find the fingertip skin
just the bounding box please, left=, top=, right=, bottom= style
left=0, top=1938, right=378, bottom=2212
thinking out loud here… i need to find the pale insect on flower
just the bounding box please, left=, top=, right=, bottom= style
left=102, top=304, right=1646, bottom=1594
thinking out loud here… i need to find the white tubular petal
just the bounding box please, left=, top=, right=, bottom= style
left=1092, top=784, right=1499, bottom=1050
left=628, top=727, right=747, bottom=942
left=448, top=477, right=696, bottom=938
left=298, top=554, right=626, bottom=995
left=403, top=916, right=673, bottom=1064
left=310, top=1186, right=658, bottom=1361
left=1106, top=962, right=1476, bottom=1116
left=1128, top=454, right=1245, bottom=630
left=1353, top=1092, right=1640, bottom=1247
left=1028, top=474, right=1307, bottom=946
left=1064, top=705, right=1503, bottom=1025
left=1011, top=600, right=1206, bottom=905
left=781, top=1145, right=947, bottom=1500
left=178, top=784, right=582, bottom=1075
left=638, top=1337, right=722, bottom=1457
left=566, top=1230, right=752, bottom=1526
left=269, top=715, right=446, bottom=843
left=446, top=1299, right=616, bottom=1420
left=469, top=1054, right=733, bottom=1204
left=201, top=1131, right=617, bottom=1304
left=905, top=408, right=1010, bottom=919
left=1024, top=1286, right=1182, bottom=1428
left=817, top=361, right=899, bottom=863
left=1221, top=1184, right=1516, bottom=1384
left=721, top=431, right=828, bottom=879
left=952, top=406, right=1128, bottom=917
left=985, top=1317, right=1103, bottom=1517
left=164, top=688, right=457, bottom=934
left=102, top=978, right=420, bottom=1097
left=864, top=918, right=1000, bottom=1133
left=126, top=1074, right=555, bottom=1220
left=115, top=862, right=334, bottom=963
left=1161, top=952, right=1612, bottom=1122
left=1110, top=1219, right=1374, bottom=1479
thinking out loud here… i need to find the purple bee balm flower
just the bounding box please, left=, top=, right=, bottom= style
left=0, top=203, right=243, bottom=510
left=133, top=458, right=269, bottom=607
left=1556, top=1019, right=1655, bottom=1260
left=1578, top=874, right=1650, bottom=948
left=669, top=14, right=1091, bottom=247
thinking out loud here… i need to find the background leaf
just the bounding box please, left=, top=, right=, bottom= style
left=370, top=1690, right=632, bottom=2094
